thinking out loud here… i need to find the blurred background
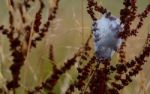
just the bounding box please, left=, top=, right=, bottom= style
left=0, top=0, right=150, bottom=94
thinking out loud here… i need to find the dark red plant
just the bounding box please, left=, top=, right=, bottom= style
left=0, top=0, right=150, bottom=94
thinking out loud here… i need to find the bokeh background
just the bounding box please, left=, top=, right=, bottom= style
left=0, top=0, right=150, bottom=94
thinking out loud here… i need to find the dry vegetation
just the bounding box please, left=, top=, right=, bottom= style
left=0, top=0, right=150, bottom=94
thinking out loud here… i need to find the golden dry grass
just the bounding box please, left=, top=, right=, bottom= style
left=0, top=0, right=150, bottom=94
